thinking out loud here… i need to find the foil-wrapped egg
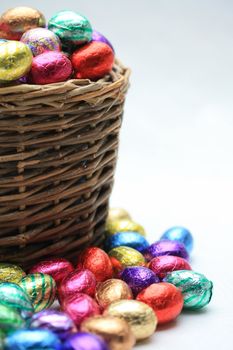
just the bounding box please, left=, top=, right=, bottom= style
left=29, top=51, right=72, bottom=85
left=0, top=41, right=32, bottom=82
left=77, top=247, right=113, bottom=282
left=21, top=28, right=61, bottom=56
left=0, top=282, right=33, bottom=319
left=71, top=41, right=114, bottom=80
left=48, top=11, right=92, bottom=45
left=0, top=304, right=25, bottom=333
left=19, top=273, right=56, bottom=312
left=144, top=239, right=189, bottom=261
left=61, top=293, right=100, bottom=327
left=4, top=329, right=61, bottom=350
left=92, top=30, right=115, bottom=52
left=106, top=219, right=146, bottom=236
left=107, top=208, right=131, bottom=223
left=29, top=310, right=77, bottom=340
left=105, top=231, right=149, bottom=253
left=0, top=7, right=46, bottom=40
left=81, top=316, right=135, bottom=350
left=29, top=258, right=74, bottom=285
left=108, top=246, right=145, bottom=274
left=0, top=263, right=25, bottom=284
left=136, top=282, right=184, bottom=324
left=63, top=333, right=109, bottom=350
left=164, top=270, right=213, bottom=309
left=120, top=267, right=160, bottom=296
left=58, top=269, right=97, bottom=301
left=95, top=279, right=133, bottom=309
left=160, top=226, right=194, bottom=253
left=104, top=300, right=157, bottom=341
left=149, top=255, right=192, bottom=279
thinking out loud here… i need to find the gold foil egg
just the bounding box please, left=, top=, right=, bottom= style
left=95, top=279, right=133, bottom=309
left=81, top=315, right=135, bottom=350
left=0, top=41, right=32, bottom=81
left=104, top=300, right=157, bottom=341
left=108, top=246, right=145, bottom=273
left=19, top=273, right=56, bottom=312
left=106, top=219, right=146, bottom=236
left=0, top=263, right=25, bottom=284
left=0, top=7, right=46, bottom=40
left=107, top=208, right=132, bottom=223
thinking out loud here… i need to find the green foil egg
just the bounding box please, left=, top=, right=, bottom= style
left=48, top=11, right=92, bottom=45
left=0, top=329, right=4, bottom=350
left=164, top=270, right=213, bottom=310
left=19, top=273, right=56, bottom=312
left=0, top=282, right=33, bottom=318
left=0, top=263, right=26, bottom=284
left=0, top=304, right=25, bottom=333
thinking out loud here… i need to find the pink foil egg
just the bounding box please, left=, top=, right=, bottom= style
left=29, top=51, right=72, bottom=84
left=61, top=293, right=100, bottom=327
left=148, top=255, right=191, bottom=280
left=29, top=258, right=74, bottom=285
left=58, top=269, right=97, bottom=301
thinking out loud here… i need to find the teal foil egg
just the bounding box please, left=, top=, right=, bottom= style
left=164, top=270, right=213, bottom=309
left=160, top=226, right=193, bottom=253
left=0, top=282, right=33, bottom=319
left=105, top=231, right=149, bottom=253
left=4, top=329, right=61, bottom=350
left=48, top=10, right=92, bottom=45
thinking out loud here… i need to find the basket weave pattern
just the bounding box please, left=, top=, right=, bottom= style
left=0, top=60, right=130, bottom=268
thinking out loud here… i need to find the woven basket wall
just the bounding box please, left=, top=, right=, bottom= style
left=0, top=59, right=130, bottom=269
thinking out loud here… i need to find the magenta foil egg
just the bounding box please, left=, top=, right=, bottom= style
left=144, top=239, right=189, bottom=262
left=21, top=28, right=61, bottom=56
left=63, top=333, right=109, bottom=350
left=149, top=255, right=192, bottom=280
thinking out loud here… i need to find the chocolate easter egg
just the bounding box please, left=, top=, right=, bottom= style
left=0, top=263, right=25, bottom=284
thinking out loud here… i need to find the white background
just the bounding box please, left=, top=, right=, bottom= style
left=1, top=0, right=233, bottom=348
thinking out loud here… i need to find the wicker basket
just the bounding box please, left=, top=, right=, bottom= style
left=0, top=59, right=130, bottom=269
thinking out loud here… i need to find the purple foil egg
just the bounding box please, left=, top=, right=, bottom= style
left=29, top=310, right=77, bottom=340
left=92, top=30, right=114, bottom=52
left=120, top=267, right=160, bottom=296
left=63, top=332, right=109, bottom=350
left=144, top=239, right=189, bottom=262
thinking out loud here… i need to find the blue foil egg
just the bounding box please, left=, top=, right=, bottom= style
left=4, top=329, right=61, bottom=350
left=105, top=231, right=149, bottom=253
left=120, top=267, right=160, bottom=296
left=160, top=226, right=193, bottom=253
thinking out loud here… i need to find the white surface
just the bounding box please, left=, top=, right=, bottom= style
left=1, top=0, right=232, bottom=348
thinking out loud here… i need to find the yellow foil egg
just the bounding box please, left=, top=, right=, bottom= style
left=106, top=219, right=146, bottom=236
left=0, top=263, right=26, bottom=284
left=107, top=208, right=132, bottom=224
left=104, top=300, right=157, bottom=341
left=0, top=7, right=46, bottom=40
left=108, top=246, right=145, bottom=273
left=0, top=41, right=32, bottom=81
left=81, top=315, right=135, bottom=350
left=95, top=279, right=133, bottom=309
left=19, top=273, right=56, bottom=312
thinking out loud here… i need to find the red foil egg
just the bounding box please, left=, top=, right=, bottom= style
left=136, top=282, right=184, bottom=324
left=71, top=41, right=114, bottom=80
left=29, top=258, right=74, bottom=285
left=29, top=51, right=72, bottom=84
left=77, top=247, right=113, bottom=282
left=148, top=256, right=191, bottom=280
left=61, top=293, right=100, bottom=327
left=58, top=269, right=97, bottom=301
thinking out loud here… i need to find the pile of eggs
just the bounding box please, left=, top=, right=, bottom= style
left=0, top=6, right=115, bottom=85
left=0, top=207, right=213, bottom=350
